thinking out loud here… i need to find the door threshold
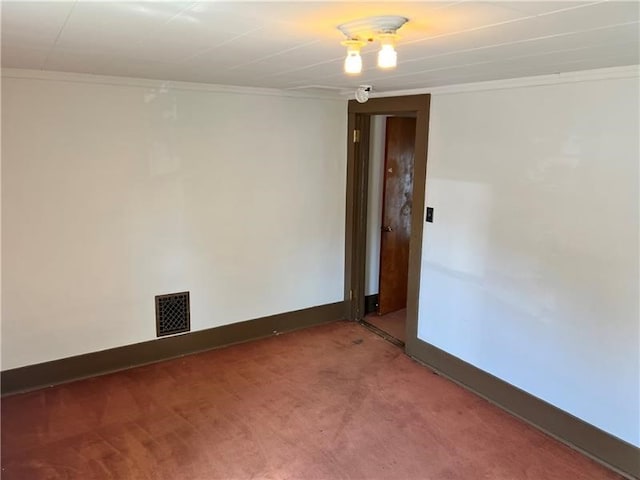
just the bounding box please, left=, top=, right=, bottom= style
left=359, top=320, right=405, bottom=348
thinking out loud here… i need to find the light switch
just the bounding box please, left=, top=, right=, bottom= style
left=426, top=207, right=434, bottom=223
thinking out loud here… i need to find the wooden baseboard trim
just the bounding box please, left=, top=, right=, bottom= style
left=406, top=338, right=640, bottom=479
left=364, top=294, right=379, bottom=315
left=1, top=301, right=348, bottom=396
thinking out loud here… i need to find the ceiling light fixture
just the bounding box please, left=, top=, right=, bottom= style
left=337, top=16, right=408, bottom=75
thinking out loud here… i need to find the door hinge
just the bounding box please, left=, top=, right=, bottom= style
left=353, top=129, right=360, bottom=143
left=349, top=289, right=353, bottom=300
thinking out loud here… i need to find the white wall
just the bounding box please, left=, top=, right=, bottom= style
left=418, top=72, right=640, bottom=446
left=1, top=70, right=347, bottom=370
left=365, top=115, right=386, bottom=296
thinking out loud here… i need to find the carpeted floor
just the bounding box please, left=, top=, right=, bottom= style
left=1, top=321, right=621, bottom=479
left=364, top=308, right=407, bottom=342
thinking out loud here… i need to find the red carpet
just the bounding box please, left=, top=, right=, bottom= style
left=1, top=321, right=620, bottom=479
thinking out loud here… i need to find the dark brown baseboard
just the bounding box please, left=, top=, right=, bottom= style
left=406, top=338, right=640, bottom=480
left=364, top=294, right=379, bottom=315
left=1, top=301, right=348, bottom=396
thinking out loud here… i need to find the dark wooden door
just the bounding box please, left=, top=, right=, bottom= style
left=378, top=117, right=416, bottom=315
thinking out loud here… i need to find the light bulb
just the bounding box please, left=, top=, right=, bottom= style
left=377, top=43, right=397, bottom=69
left=344, top=50, right=362, bottom=75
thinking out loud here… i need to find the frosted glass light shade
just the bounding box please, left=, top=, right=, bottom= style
left=377, top=44, right=397, bottom=69
left=344, top=51, right=362, bottom=74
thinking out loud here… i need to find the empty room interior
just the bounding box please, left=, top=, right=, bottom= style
left=1, top=1, right=639, bottom=479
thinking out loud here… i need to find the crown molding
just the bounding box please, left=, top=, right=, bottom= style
left=0, top=68, right=344, bottom=101
left=5, top=65, right=637, bottom=101
left=367, top=65, right=640, bottom=99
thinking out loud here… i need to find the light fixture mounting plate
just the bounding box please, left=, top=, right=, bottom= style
left=337, top=15, right=408, bottom=40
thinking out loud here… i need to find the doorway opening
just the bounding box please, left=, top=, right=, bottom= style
left=363, top=115, right=416, bottom=344
left=344, top=94, right=430, bottom=354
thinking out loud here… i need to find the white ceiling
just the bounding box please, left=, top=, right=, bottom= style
left=2, top=1, right=639, bottom=92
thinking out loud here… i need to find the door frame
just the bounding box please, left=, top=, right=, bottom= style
left=344, top=94, right=431, bottom=352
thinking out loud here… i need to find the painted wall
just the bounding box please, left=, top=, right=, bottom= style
left=1, top=71, right=347, bottom=370
left=364, top=115, right=386, bottom=296
left=418, top=73, right=640, bottom=446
